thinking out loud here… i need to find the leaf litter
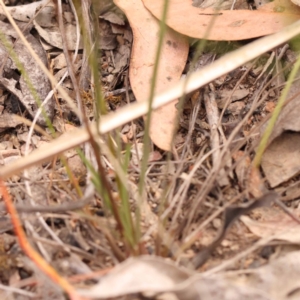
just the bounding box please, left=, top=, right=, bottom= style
left=77, top=251, right=300, bottom=300
left=1, top=0, right=300, bottom=299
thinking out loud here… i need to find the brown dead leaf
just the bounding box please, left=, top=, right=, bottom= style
left=0, top=0, right=82, bottom=51
left=0, top=0, right=51, bottom=21
left=142, top=0, right=300, bottom=41
left=0, top=114, right=23, bottom=133
left=292, top=0, right=300, bottom=6
left=34, top=21, right=81, bottom=51
left=261, top=66, right=300, bottom=187
left=261, top=71, right=300, bottom=146
left=226, top=251, right=300, bottom=300
left=261, top=132, right=300, bottom=187
left=79, top=252, right=300, bottom=300
left=78, top=256, right=192, bottom=299
left=0, top=19, right=54, bottom=126
left=282, top=182, right=300, bottom=201
left=100, top=11, right=125, bottom=25
left=216, top=89, right=249, bottom=109
left=114, top=0, right=189, bottom=151
left=241, top=205, right=300, bottom=243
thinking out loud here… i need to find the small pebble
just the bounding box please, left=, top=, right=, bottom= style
left=212, top=218, right=222, bottom=229
left=106, top=74, right=114, bottom=83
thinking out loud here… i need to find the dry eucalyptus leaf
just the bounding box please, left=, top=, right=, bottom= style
left=113, top=44, right=130, bottom=73
left=114, top=0, right=189, bottom=151
left=0, top=21, right=54, bottom=125
left=0, top=114, right=23, bottom=132
left=261, top=68, right=300, bottom=187
left=241, top=207, right=300, bottom=244
left=261, top=132, right=300, bottom=187
left=142, top=0, right=300, bottom=41
left=219, top=251, right=300, bottom=300
left=33, top=21, right=82, bottom=50
left=53, top=53, right=67, bottom=70
left=79, top=253, right=300, bottom=300
left=100, top=11, right=125, bottom=25
left=0, top=0, right=52, bottom=21
left=98, top=19, right=118, bottom=50
left=289, top=0, right=300, bottom=7
left=216, top=89, right=249, bottom=109
left=281, top=182, right=300, bottom=201
left=78, top=256, right=193, bottom=299
left=34, top=5, right=57, bottom=28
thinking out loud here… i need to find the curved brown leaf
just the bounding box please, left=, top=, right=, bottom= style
left=142, top=0, right=300, bottom=41
left=114, top=0, right=189, bottom=151
left=79, top=252, right=300, bottom=300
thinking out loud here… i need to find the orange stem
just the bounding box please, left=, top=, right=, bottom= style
left=0, top=179, right=83, bottom=300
